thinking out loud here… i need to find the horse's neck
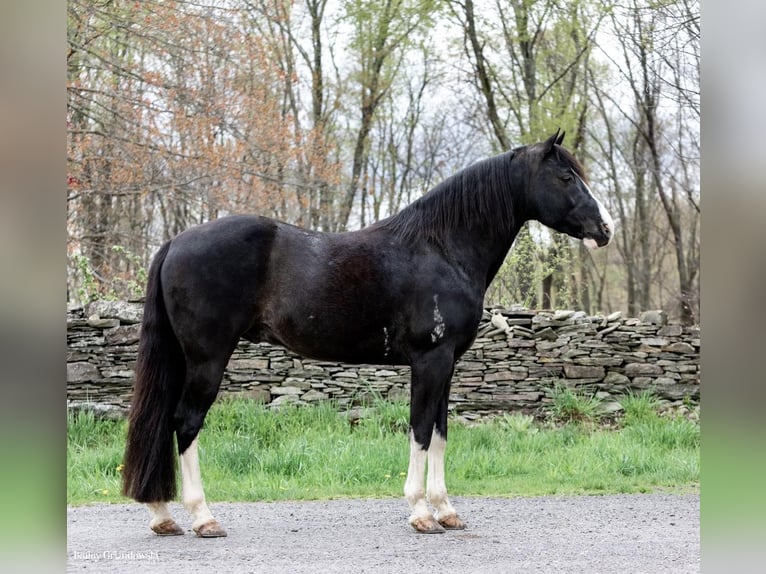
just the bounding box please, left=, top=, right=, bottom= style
left=442, top=219, right=525, bottom=292
left=485, top=227, right=524, bottom=287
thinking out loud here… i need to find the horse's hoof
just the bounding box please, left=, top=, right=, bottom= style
left=151, top=519, right=184, bottom=536
left=410, top=516, right=446, bottom=534
left=194, top=520, right=227, bottom=538
left=438, top=513, right=466, bottom=530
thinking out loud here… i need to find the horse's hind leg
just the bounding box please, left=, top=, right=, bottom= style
left=174, top=357, right=229, bottom=537
left=147, top=502, right=184, bottom=535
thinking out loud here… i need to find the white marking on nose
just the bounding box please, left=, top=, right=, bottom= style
left=583, top=238, right=598, bottom=250
left=576, top=173, right=614, bottom=245
left=431, top=295, right=445, bottom=343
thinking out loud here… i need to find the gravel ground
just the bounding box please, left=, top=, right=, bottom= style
left=67, top=493, right=699, bottom=573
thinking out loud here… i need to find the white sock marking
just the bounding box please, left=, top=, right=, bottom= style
left=180, top=437, right=215, bottom=530
left=404, top=430, right=431, bottom=523
left=147, top=501, right=174, bottom=530
left=426, top=430, right=457, bottom=520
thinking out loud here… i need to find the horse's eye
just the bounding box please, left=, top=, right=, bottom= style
left=560, top=173, right=573, bottom=183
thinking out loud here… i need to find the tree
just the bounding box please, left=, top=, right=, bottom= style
left=66, top=0, right=699, bottom=323
left=450, top=0, right=605, bottom=309
left=337, top=0, right=438, bottom=230
left=67, top=0, right=337, bottom=300
left=595, top=0, right=700, bottom=323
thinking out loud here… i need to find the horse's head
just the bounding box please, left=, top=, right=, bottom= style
left=525, top=131, right=614, bottom=249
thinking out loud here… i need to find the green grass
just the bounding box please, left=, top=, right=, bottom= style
left=67, top=395, right=699, bottom=505
left=547, top=383, right=604, bottom=424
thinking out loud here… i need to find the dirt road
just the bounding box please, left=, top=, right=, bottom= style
left=67, top=493, right=699, bottom=573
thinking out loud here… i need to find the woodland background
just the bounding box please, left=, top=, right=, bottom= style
left=66, top=0, right=700, bottom=324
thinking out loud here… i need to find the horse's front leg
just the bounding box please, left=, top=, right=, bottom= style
left=405, top=347, right=464, bottom=533
left=426, top=419, right=466, bottom=530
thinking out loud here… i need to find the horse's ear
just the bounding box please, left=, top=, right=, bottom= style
left=555, top=130, right=565, bottom=146
left=542, top=131, right=561, bottom=156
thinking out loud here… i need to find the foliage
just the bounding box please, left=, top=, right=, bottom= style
left=67, top=397, right=698, bottom=505
left=487, top=223, right=577, bottom=308
left=71, top=254, right=100, bottom=304
left=67, top=0, right=700, bottom=322
left=69, top=247, right=147, bottom=303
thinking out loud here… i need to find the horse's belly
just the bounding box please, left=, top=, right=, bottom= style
left=256, top=313, right=402, bottom=366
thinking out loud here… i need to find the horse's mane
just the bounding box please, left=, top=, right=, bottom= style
left=374, top=143, right=589, bottom=246
left=374, top=150, right=519, bottom=246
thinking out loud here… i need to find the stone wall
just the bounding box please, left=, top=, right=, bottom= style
left=67, top=300, right=700, bottom=417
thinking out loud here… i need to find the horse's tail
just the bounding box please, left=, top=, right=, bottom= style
left=122, top=240, right=184, bottom=502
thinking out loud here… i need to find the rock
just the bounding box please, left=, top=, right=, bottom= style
left=607, top=311, right=623, bottom=322
left=344, top=406, right=372, bottom=423
left=603, top=371, right=630, bottom=386
left=100, top=367, right=134, bottom=379
left=625, top=363, right=664, bottom=377
left=269, top=395, right=302, bottom=408
left=534, top=327, right=558, bottom=341
left=657, top=324, right=683, bottom=337
left=663, top=342, right=696, bottom=354
left=490, top=391, right=543, bottom=403
left=563, top=365, right=605, bottom=379
left=86, top=300, right=144, bottom=324
left=536, top=340, right=567, bottom=351
left=573, top=356, right=623, bottom=367
left=68, top=302, right=700, bottom=416
left=270, top=386, right=304, bottom=396
left=553, top=310, right=575, bottom=320
left=87, top=315, right=120, bottom=329
left=228, top=358, right=270, bottom=370
left=67, top=402, right=127, bottom=420
left=597, top=323, right=621, bottom=337
left=301, top=389, right=329, bottom=402
left=485, top=370, right=527, bottom=383
left=654, top=377, right=677, bottom=386
left=565, top=378, right=604, bottom=386
left=641, top=338, right=669, bottom=347
left=639, top=310, right=667, bottom=325
left=105, top=324, right=141, bottom=345
left=562, top=349, right=589, bottom=359
left=67, top=362, right=100, bottom=382
left=333, top=371, right=358, bottom=379
left=242, top=388, right=271, bottom=403
left=596, top=401, right=624, bottom=415
left=509, top=326, right=535, bottom=338
left=283, top=377, right=311, bottom=389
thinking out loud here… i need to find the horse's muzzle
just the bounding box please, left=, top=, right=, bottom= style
left=583, top=222, right=613, bottom=249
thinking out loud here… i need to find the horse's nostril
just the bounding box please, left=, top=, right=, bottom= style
left=602, top=222, right=611, bottom=234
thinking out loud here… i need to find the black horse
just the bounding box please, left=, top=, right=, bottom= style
left=122, top=131, right=613, bottom=536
